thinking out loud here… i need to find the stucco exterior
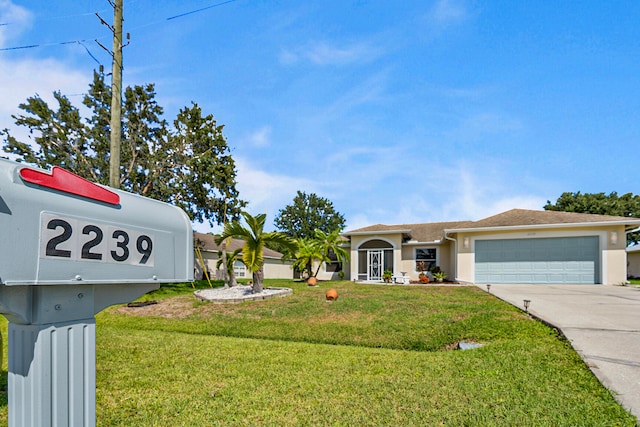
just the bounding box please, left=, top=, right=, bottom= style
left=447, top=224, right=629, bottom=285
left=628, top=246, right=640, bottom=279
left=345, top=209, right=640, bottom=286
left=347, top=230, right=456, bottom=283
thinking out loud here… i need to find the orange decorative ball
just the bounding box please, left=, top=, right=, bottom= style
left=325, top=289, right=339, bottom=301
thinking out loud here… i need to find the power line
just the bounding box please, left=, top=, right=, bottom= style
left=0, top=0, right=241, bottom=53
left=0, top=38, right=101, bottom=52
left=166, top=0, right=238, bottom=21
left=77, top=41, right=101, bottom=65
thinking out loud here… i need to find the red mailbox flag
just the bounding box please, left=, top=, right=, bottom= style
left=19, top=166, right=120, bottom=205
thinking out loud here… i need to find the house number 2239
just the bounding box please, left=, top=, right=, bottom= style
left=40, top=213, right=155, bottom=267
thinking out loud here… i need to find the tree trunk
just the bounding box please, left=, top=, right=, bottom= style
left=307, top=261, right=314, bottom=279
left=252, top=268, right=264, bottom=294
left=221, top=240, right=229, bottom=288
left=229, top=268, right=238, bottom=287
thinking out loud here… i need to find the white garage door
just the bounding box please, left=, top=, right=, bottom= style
left=475, top=236, right=600, bottom=284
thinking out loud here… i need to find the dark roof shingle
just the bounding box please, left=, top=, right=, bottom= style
left=347, top=221, right=472, bottom=242
left=455, top=208, right=638, bottom=229
left=345, top=209, right=640, bottom=241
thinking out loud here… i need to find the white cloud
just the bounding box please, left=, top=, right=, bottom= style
left=281, top=40, right=384, bottom=66
left=429, top=0, right=469, bottom=27
left=1, top=3, right=90, bottom=140
left=234, top=157, right=318, bottom=227
left=446, top=112, right=524, bottom=142
left=193, top=156, right=342, bottom=234
left=247, top=126, right=272, bottom=148
left=0, top=57, right=89, bottom=113
left=343, top=160, right=548, bottom=231
left=277, top=48, right=301, bottom=65
left=306, top=41, right=381, bottom=65
left=0, top=56, right=92, bottom=147
left=436, top=166, right=545, bottom=221
left=0, top=0, right=32, bottom=46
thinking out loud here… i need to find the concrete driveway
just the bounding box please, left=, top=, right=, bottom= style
left=479, top=284, right=640, bottom=422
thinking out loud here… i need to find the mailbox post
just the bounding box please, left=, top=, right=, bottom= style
left=0, top=158, right=193, bottom=426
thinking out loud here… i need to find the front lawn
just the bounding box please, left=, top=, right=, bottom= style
left=0, top=280, right=635, bottom=425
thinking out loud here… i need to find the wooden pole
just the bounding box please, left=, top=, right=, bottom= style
left=109, top=0, right=123, bottom=188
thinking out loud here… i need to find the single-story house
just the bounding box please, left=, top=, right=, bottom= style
left=628, top=245, right=640, bottom=279
left=193, top=232, right=294, bottom=280
left=344, top=209, right=640, bottom=285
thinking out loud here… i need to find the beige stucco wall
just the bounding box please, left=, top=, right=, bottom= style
left=263, top=258, right=294, bottom=279
left=349, top=233, right=454, bottom=282
left=313, top=262, right=351, bottom=281
left=452, top=224, right=629, bottom=285
left=627, top=248, right=640, bottom=278
left=603, top=227, right=628, bottom=284
left=400, top=243, right=454, bottom=281
left=349, top=233, right=404, bottom=281
left=400, top=245, right=417, bottom=280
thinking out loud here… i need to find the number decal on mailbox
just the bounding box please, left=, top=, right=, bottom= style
left=40, top=213, right=155, bottom=266
left=46, top=219, right=73, bottom=258
left=82, top=225, right=103, bottom=260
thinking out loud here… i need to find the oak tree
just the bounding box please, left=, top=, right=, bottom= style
left=274, top=191, right=346, bottom=240
left=544, top=191, right=640, bottom=245
left=1, top=72, right=245, bottom=226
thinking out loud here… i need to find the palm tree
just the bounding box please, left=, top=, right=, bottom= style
left=292, top=238, right=324, bottom=279
left=216, top=212, right=296, bottom=293
left=313, top=228, right=350, bottom=278
left=216, top=247, right=242, bottom=288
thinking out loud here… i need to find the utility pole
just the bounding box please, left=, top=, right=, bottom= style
left=97, top=0, right=125, bottom=188
left=109, top=0, right=123, bottom=188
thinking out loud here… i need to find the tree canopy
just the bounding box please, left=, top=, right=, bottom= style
left=274, top=191, right=346, bottom=239
left=544, top=191, right=640, bottom=245
left=1, top=71, right=245, bottom=226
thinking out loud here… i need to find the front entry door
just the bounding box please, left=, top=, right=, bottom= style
left=368, top=250, right=383, bottom=281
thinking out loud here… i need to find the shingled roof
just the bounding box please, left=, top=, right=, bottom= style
left=345, top=209, right=640, bottom=242
left=451, top=209, right=640, bottom=230
left=346, top=221, right=472, bottom=242
left=193, top=232, right=284, bottom=259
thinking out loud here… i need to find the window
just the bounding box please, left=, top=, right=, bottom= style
left=415, top=248, right=436, bottom=272
left=325, top=249, right=342, bottom=273
left=234, top=260, right=247, bottom=278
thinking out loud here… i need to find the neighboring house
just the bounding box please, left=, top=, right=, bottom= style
left=344, top=209, right=640, bottom=285
left=193, top=232, right=294, bottom=280
left=628, top=245, right=640, bottom=279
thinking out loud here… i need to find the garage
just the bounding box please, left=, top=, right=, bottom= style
left=475, top=236, right=600, bottom=284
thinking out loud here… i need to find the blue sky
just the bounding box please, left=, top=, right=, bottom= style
left=1, top=0, right=639, bottom=233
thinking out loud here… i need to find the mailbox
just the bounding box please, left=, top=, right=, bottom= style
left=0, top=158, right=194, bottom=427
left=0, top=157, right=193, bottom=286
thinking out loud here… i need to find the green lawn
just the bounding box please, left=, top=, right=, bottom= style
left=0, top=280, right=636, bottom=426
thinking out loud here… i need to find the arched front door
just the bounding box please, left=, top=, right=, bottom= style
left=358, top=239, right=393, bottom=281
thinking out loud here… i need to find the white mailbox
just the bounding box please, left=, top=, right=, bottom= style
left=0, top=157, right=192, bottom=286
left=0, top=158, right=194, bottom=427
